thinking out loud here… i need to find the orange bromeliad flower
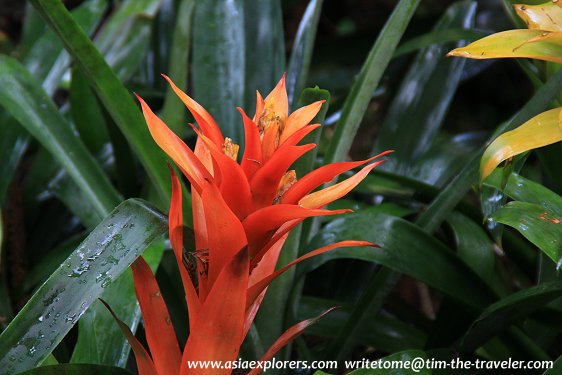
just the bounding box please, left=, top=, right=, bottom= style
left=113, top=75, right=391, bottom=375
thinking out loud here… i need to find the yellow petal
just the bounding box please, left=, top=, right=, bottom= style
left=481, top=107, right=562, bottom=180
left=280, top=100, right=325, bottom=144
left=447, top=29, right=562, bottom=63
left=515, top=2, right=562, bottom=32
left=263, top=74, right=288, bottom=123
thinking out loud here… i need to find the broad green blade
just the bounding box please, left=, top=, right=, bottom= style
left=0, top=199, right=166, bottom=374
left=447, top=212, right=495, bottom=285
left=415, top=65, right=562, bottom=233
left=448, top=29, right=562, bottom=63
left=393, top=28, right=488, bottom=58
left=491, top=201, right=562, bottom=265
left=0, top=114, right=28, bottom=205
left=0, top=56, right=121, bottom=217
left=192, top=0, right=245, bottom=144
left=410, top=132, right=486, bottom=187
left=461, top=281, right=562, bottom=351
left=286, top=0, right=324, bottom=107
left=160, top=0, right=195, bottom=135
left=373, top=1, right=476, bottom=175
left=544, top=355, right=562, bottom=374
left=484, top=170, right=562, bottom=216
left=19, top=364, right=133, bottom=375
left=324, top=0, right=421, bottom=165
left=94, top=0, right=163, bottom=81
left=69, top=68, right=109, bottom=154
left=304, top=212, right=496, bottom=311
left=514, top=1, right=562, bottom=32
left=244, top=0, right=285, bottom=110
left=480, top=108, right=562, bottom=180
left=298, top=296, right=427, bottom=353
left=29, top=0, right=173, bottom=205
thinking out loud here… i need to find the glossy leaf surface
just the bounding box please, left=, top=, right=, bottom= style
left=491, top=201, right=562, bottom=265
left=0, top=199, right=166, bottom=374
left=480, top=108, right=562, bottom=180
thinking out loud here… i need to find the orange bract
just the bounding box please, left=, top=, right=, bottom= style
left=116, top=75, right=390, bottom=374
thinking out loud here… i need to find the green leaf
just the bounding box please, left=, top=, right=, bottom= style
left=415, top=65, right=562, bottom=234
left=304, top=212, right=496, bottom=311
left=491, top=201, right=562, bottom=266
left=286, top=0, right=324, bottom=107
left=447, top=212, right=495, bottom=284
left=0, top=199, right=166, bottom=374
left=0, top=113, right=28, bottom=205
left=485, top=170, right=562, bottom=217
left=70, top=238, right=164, bottom=366
left=244, top=0, right=285, bottom=109
left=393, top=28, right=488, bottom=58
left=343, top=350, right=431, bottom=375
left=94, top=0, right=163, bottom=81
left=69, top=68, right=109, bottom=154
left=409, top=132, right=485, bottom=187
left=0, top=56, right=121, bottom=217
left=544, top=355, right=562, bottom=374
left=192, top=0, right=245, bottom=144
left=29, top=0, right=175, bottom=206
left=373, top=1, right=476, bottom=175
left=298, top=296, right=427, bottom=353
left=19, top=364, right=133, bottom=375
left=462, top=281, right=562, bottom=351
left=160, top=0, right=195, bottom=135
left=324, top=0, right=421, bottom=165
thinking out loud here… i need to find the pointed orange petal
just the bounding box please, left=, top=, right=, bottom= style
left=201, top=183, right=248, bottom=288
left=136, top=94, right=211, bottom=192
left=250, top=220, right=301, bottom=269
left=238, top=107, right=263, bottom=180
left=299, top=161, right=381, bottom=209
left=131, top=257, right=182, bottom=374
left=280, top=100, right=325, bottom=144
left=261, top=121, right=280, bottom=161
left=243, top=205, right=351, bottom=256
left=247, top=241, right=376, bottom=306
left=250, top=144, right=315, bottom=210
left=168, top=166, right=201, bottom=326
left=253, top=90, right=265, bottom=123
left=190, top=125, right=253, bottom=219
left=247, top=308, right=337, bottom=375
left=264, top=74, right=288, bottom=122
left=100, top=299, right=159, bottom=375
left=192, top=139, right=212, bottom=300
left=161, top=74, right=224, bottom=146
left=278, top=123, right=321, bottom=151
left=244, top=234, right=288, bottom=335
left=282, top=151, right=393, bottom=204
left=181, top=247, right=249, bottom=375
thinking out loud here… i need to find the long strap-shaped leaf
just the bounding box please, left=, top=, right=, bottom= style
left=29, top=0, right=172, bottom=204
left=0, top=199, right=166, bottom=375
left=324, top=0, right=421, bottom=165
left=0, top=55, right=120, bottom=217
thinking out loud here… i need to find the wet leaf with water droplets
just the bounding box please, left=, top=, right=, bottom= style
left=0, top=199, right=166, bottom=375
